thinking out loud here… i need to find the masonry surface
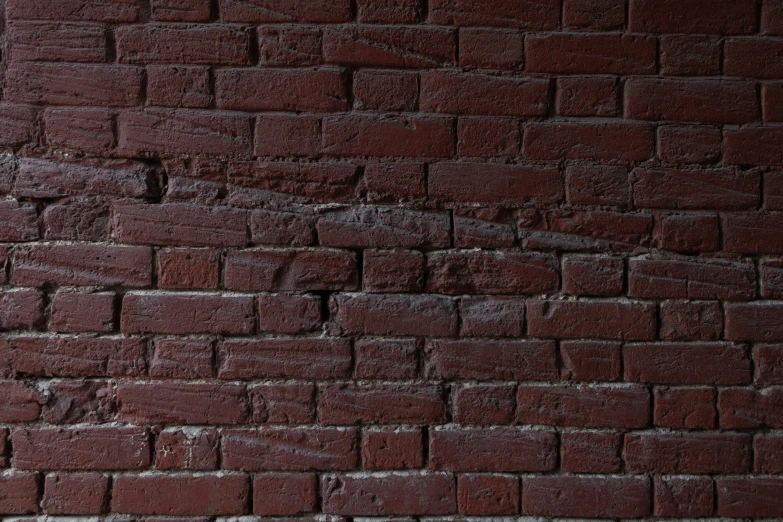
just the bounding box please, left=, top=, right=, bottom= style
left=0, top=0, right=781, bottom=519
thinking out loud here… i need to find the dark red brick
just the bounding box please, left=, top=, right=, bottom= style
left=257, top=294, right=321, bottom=333
left=258, top=25, right=323, bottom=66
left=557, top=76, right=619, bottom=117
left=523, top=476, right=651, bottom=518
left=318, top=207, right=450, bottom=248
left=428, top=0, right=559, bottom=29
left=655, top=476, right=714, bottom=517
left=50, top=291, right=115, bottom=333
left=44, top=108, right=114, bottom=153
left=654, top=386, right=716, bottom=429
left=755, top=435, right=783, bottom=473
left=626, top=432, right=751, bottom=473
left=632, top=167, right=760, bottom=210
left=0, top=381, right=44, bottom=422
left=147, top=66, right=212, bottom=108
left=719, top=388, right=783, bottom=428
left=219, top=0, right=350, bottom=22
left=718, top=478, right=783, bottom=517
left=43, top=472, right=109, bottom=515
left=660, top=35, right=722, bottom=76
left=254, top=473, right=317, bottom=515
left=459, top=296, right=525, bottom=337
left=658, top=124, right=723, bottom=164
left=527, top=299, right=657, bottom=340
left=116, top=24, right=251, bottom=65
left=725, top=38, right=783, bottom=79
left=151, top=0, right=211, bottom=21
left=563, top=0, right=625, bottom=30
left=562, top=254, right=623, bottom=296
left=322, top=473, right=456, bottom=515
left=457, top=474, right=519, bottom=515
left=457, top=118, right=521, bottom=159
left=150, top=338, right=213, bottom=379
left=155, top=428, right=218, bottom=470
left=362, top=428, right=423, bottom=470
left=527, top=34, right=656, bottom=74
left=122, top=293, right=254, bottom=335
left=354, top=339, right=418, bottom=380
left=364, top=249, right=424, bottom=292
left=218, top=338, right=351, bottom=379
left=524, top=122, right=655, bottom=161
left=357, top=0, right=422, bottom=23
left=655, top=212, right=721, bottom=252
left=452, top=385, right=515, bottom=425
left=559, top=341, right=622, bottom=381
left=319, top=383, right=446, bottom=425
left=9, top=337, right=144, bottom=377
left=660, top=300, right=723, bottom=341
left=8, top=21, right=107, bottom=63
left=354, top=70, right=418, bottom=112
left=629, top=0, right=758, bottom=34
left=250, top=384, right=316, bottom=424
left=0, top=472, right=40, bottom=514
left=755, top=344, right=783, bottom=385
left=726, top=301, right=783, bottom=340
left=561, top=431, right=622, bottom=473
left=323, top=26, right=455, bottom=68
left=459, top=28, right=524, bottom=69
left=425, top=339, right=556, bottom=381
left=7, top=0, right=142, bottom=21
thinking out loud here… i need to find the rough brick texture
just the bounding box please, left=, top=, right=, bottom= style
left=0, top=0, right=780, bottom=518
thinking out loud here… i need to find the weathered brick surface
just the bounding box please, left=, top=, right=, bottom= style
left=0, top=0, right=780, bottom=518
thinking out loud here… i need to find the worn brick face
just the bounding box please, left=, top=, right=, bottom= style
left=0, top=0, right=780, bottom=517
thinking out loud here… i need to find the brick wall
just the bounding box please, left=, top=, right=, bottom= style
left=0, top=0, right=781, bottom=519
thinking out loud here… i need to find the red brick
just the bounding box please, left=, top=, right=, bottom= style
left=454, top=208, right=516, bottom=248
left=556, top=77, right=619, bottom=117
left=150, top=338, right=213, bottom=379
left=151, top=0, right=211, bottom=21
left=0, top=289, right=43, bottom=332
left=0, top=381, right=44, bottom=422
left=7, top=0, right=141, bottom=22
left=257, top=294, right=321, bottom=333
left=44, top=108, right=114, bottom=153
left=755, top=344, right=783, bottom=385
left=629, top=0, right=757, bottom=33
left=626, top=79, right=759, bottom=124
left=319, top=383, right=445, bottom=425
left=429, top=162, right=562, bottom=206
left=363, top=249, right=423, bottom=292
left=118, top=108, right=253, bottom=157
left=755, top=435, right=783, bottom=473
left=767, top=171, right=783, bottom=209
left=628, top=255, right=756, bottom=300
left=362, top=428, right=423, bottom=470
left=764, top=0, right=783, bottom=34
left=329, top=293, right=457, bottom=337
left=8, top=21, right=107, bottom=62
left=0, top=200, right=38, bottom=242
left=219, top=338, right=351, bottom=379
left=660, top=300, right=723, bottom=341
left=355, top=339, right=418, bottom=379
left=363, top=162, right=426, bottom=202
left=220, top=0, right=350, bottom=22
left=258, top=25, right=323, bottom=66
left=0, top=472, right=40, bottom=514
left=762, top=258, right=783, bottom=298
left=43, top=472, right=109, bottom=515
left=14, top=244, right=152, bottom=288
left=117, top=382, right=249, bottom=425
left=14, top=157, right=154, bottom=199
left=12, top=427, right=149, bottom=470
left=255, top=115, right=321, bottom=158
left=725, top=38, right=783, bottom=79
left=6, top=63, right=143, bottom=107
left=322, top=472, right=456, bottom=515
left=254, top=473, right=317, bottom=515
left=718, top=477, right=783, bottom=517
left=527, top=299, right=657, bottom=341
left=656, top=212, right=721, bottom=252
left=421, top=70, right=547, bottom=116
left=323, top=114, right=455, bottom=158
left=764, top=82, right=783, bottom=122
left=654, top=386, right=716, bottom=429
left=222, top=428, right=357, bottom=471
left=229, top=161, right=359, bottom=205
left=427, top=250, right=557, bottom=295
left=250, top=384, right=316, bottom=424
left=523, top=476, right=651, bottom=518
left=458, top=474, right=519, bottom=515
left=114, top=203, right=247, bottom=247
left=527, top=34, right=656, bottom=74
left=112, top=473, right=249, bottom=516
left=725, top=127, right=783, bottom=166
left=457, top=118, right=520, bottom=159
left=452, top=385, right=515, bottom=425
left=626, top=432, right=751, bottom=473
left=719, top=388, right=783, bottom=428
left=323, top=26, right=455, bottom=68
left=565, top=164, right=629, bottom=207
left=9, top=337, right=144, bottom=377
left=658, top=124, right=723, bottom=164
left=633, top=167, right=759, bottom=210
left=318, top=207, right=450, bottom=248
left=354, top=70, right=418, bottom=112
left=224, top=249, right=357, bottom=292
left=563, top=0, right=625, bottom=30
left=116, top=24, right=250, bottom=65
left=50, top=292, right=114, bottom=333
left=0, top=104, right=37, bottom=147
left=147, top=66, right=212, bottom=108
left=660, top=35, right=722, bottom=76
left=524, top=122, right=655, bottom=161
left=121, top=293, right=254, bottom=334
left=425, top=340, right=556, bottom=381
left=429, top=0, right=559, bottom=28
left=43, top=198, right=110, bottom=241
left=559, top=341, right=622, bottom=381
left=157, top=248, right=218, bottom=289
left=357, top=0, right=422, bottom=23
left=561, top=431, right=622, bottom=473
left=726, top=301, right=783, bottom=340
left=562, top=254, right=623, bottom=296
left=655, top=476, right=714, bottom=517
left=42, top=380, right=115, bottom=424
left=516, top=384, right=650, bottom=428
left=724, top=213, right=783, bottom=253
left=625, top=342, right=750, bottom=385
left=459, top=296, right=525, bottom=337
left=216, top=68, right=346, bottom=112
left=156, top=428, right=218, bottom=470
left=251, top=208, right=316, bottom=246
left=459, top=28, right=523, bottom=69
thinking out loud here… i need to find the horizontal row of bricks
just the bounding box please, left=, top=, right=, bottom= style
left=0, top=469, right=781, bottom=518
left=5, top=0, right=783, bottom=34
left=7, top=24, right=783, bottom=79
left=7, top=286, right=783, bottom=340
